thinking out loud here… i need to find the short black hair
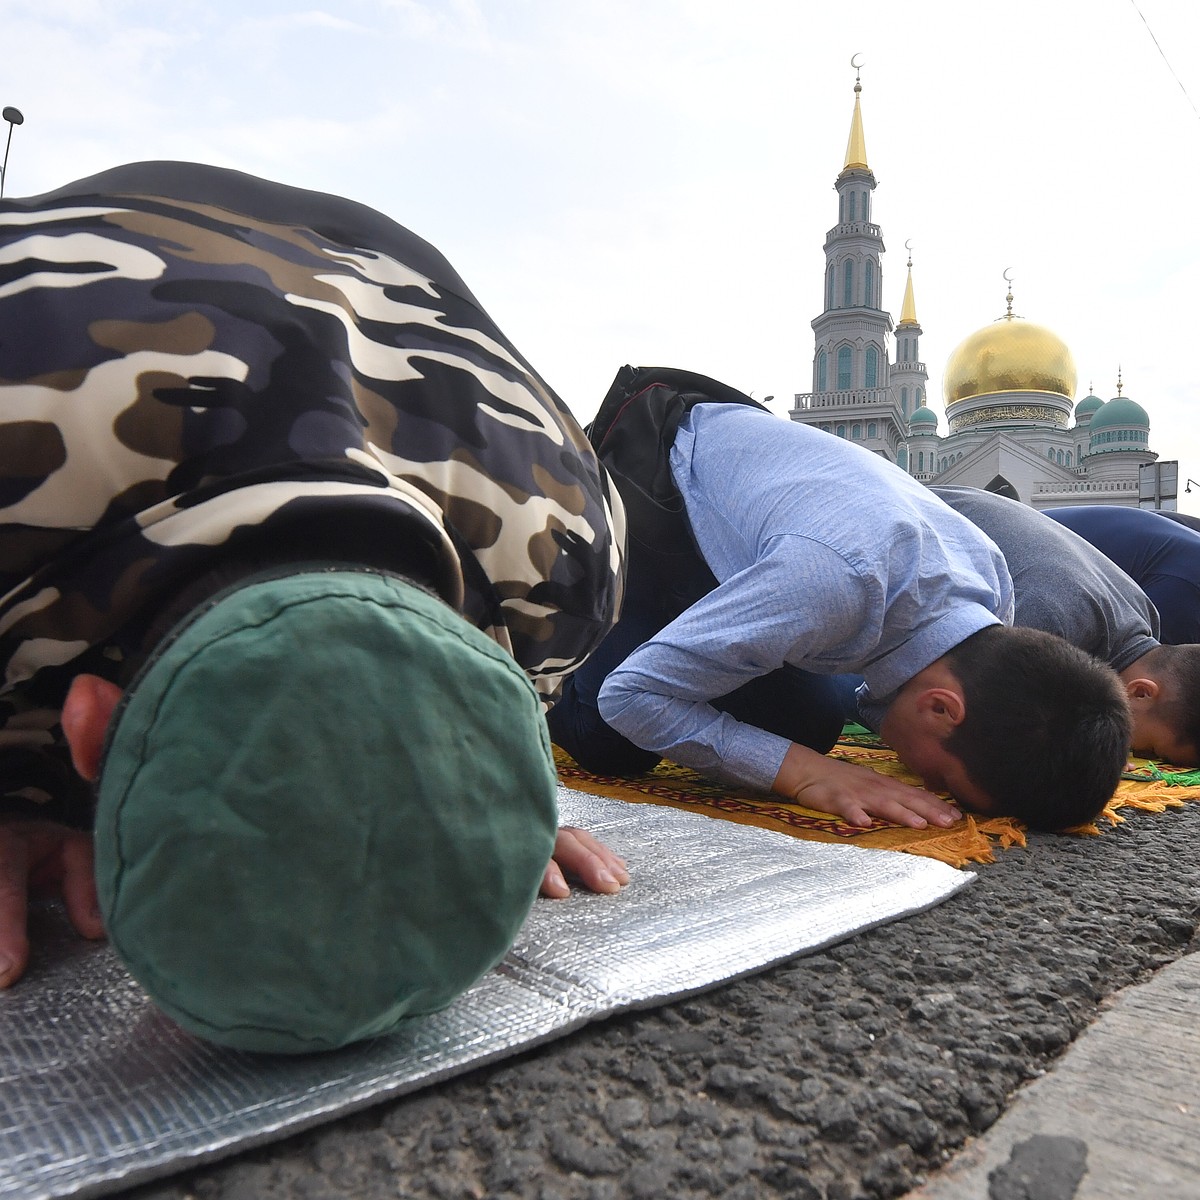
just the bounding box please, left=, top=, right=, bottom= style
left=943, top=626, right=1131, bottom=830
left=1148, top=644, right=1200, bottom=764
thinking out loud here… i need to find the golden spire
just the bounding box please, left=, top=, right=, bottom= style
left=898, top=241, right=919, bottom=327
left=999, top=268, right=1019, bottom=321
left=842, top=55, right=869, bottom=173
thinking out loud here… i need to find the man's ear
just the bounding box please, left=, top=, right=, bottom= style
left=916, top=685, right=966, bottom=734
left=1125, top=676, right=1160, bottom=704
left=62, top=674, right=124, bottom=783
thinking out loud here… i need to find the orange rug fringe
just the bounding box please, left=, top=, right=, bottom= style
left=555, top=735, right=1200, bottom=869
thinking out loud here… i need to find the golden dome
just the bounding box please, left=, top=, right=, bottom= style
left=943, top=314, right=1077, bottom=404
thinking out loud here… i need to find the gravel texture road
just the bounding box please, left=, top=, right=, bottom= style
left=125, top=801, right=1200, bottom=1200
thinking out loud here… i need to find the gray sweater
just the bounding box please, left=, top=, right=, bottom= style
left=932, top=486, right=1159, bottom=672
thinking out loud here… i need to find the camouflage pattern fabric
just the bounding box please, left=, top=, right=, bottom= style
left=0, top=161, right=624, bottom=825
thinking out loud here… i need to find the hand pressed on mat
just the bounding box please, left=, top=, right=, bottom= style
left=541, top=825, right=630, bottom=898
left=773, top=742, right=961, bottom=830
left=0, top=821, right=104, bottom=988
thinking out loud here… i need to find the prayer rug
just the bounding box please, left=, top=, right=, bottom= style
left=0, top=790, right=972, bottom=1200
left=553, top=726, right=1200, bottom=869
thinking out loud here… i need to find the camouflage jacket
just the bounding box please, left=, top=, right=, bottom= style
left=0, top=161, right=624, bottom=825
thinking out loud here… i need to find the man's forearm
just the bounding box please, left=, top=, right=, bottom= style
left=598, top=675, right=789, bottom=791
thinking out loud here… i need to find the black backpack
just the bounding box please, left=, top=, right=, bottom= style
left=589, top=366, right=766, bottom=576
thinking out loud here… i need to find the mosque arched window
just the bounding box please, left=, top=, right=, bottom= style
left=848, top=192, right=857, bottom=222
left=900, top=386, right=909, bottom=414
left=826, top=266, right=834, bottom=312
left=865, top=259, right=876, bottom=308
left=851, top=423, right=862, bottom=440
left=867, top=421, right=877, bottom=438
left=818, top=350, right=827, bottom=392
left=865, top=345, right=878, bottom=388
left=918, top=451, right=924, bottom=472
left=839, top=194, right=844, bottom=223
left=862, top=191, right=869, bottom=221
left=843, top=260, right=854, bottom=307
left=836, top=423, right=847, bottom=438
left=1066, top=451, right=1072, bottom=466
left=1047, top=448, right=1055, bottom=460
left=1056, top=450, right=1064, bottom=464
left=837, top=345, right=852, bottom=390
left=897, top=445, right=907, bottom=469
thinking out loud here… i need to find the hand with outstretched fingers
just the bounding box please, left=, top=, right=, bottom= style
left=540, top=825, right=630, bottom=898
left=773, top=742, right=961, bottom=830
left=0, top=821, right=106, bottom=988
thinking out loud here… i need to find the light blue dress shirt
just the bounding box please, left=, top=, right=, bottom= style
left=598, top=404, right=1014, bottom=791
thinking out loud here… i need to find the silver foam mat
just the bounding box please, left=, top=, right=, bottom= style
left=1, top=789, right=973, bottom=1200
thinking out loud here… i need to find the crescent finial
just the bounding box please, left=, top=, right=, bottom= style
left=850, top=52, right=863, bottom=71
left=905, top=239, right=913, bottom=252
left=1002, top=267, right=1014, bottom=284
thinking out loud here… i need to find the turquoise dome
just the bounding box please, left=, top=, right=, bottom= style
left=1074, top=393, right=1103, bottom=417
left=1089, top=396, right=1149, bottom=431
left=909, top=404, right=938, bottom=430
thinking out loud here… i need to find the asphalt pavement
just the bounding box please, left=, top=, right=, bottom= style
left=125, top=800, right=1200, bottom=1200
left=906, top=950, right=1200, bottom=1199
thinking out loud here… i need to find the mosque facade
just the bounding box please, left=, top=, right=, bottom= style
left=787, top=71, right=1159, bottom=510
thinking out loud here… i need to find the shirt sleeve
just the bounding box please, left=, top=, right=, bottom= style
left=597, top=536, right=879, bottom=791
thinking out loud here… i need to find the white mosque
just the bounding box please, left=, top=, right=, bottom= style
left=788, top=68, right=1160, bottom=510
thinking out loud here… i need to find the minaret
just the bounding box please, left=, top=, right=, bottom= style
left=893, top=245, right=933, bottom=477
left=790, top=59, right=903, bottom=463
left=891, top=245, right=929, bottom=426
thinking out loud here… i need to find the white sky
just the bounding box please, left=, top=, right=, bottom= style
left=4, top=0, right=1199, bottom=513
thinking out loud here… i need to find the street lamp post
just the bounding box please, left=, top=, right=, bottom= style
left=1, top=106, right=25, bottom=199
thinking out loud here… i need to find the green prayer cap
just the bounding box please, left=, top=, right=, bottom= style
left=94, top=569, right=558, bottom=1054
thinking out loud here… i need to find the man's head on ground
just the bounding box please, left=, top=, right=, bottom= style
left=879, top=626, right=1131, bottom=831
left=1120, top=644, right=1200, bottom=767
left=61, top=567, right=558, bottom=1053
